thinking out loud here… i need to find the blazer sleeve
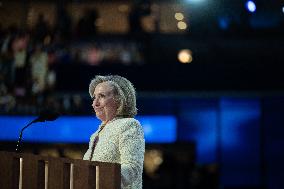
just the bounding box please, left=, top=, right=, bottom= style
left=119, top=119, right=145, bottom=188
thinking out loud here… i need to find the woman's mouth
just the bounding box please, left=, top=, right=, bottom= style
left=95, top=107, right=103, bottom=112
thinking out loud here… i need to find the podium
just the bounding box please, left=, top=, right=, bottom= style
left=0, top=151, right=121, bottom=189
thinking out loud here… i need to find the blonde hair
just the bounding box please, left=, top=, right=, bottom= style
left=89, top=75, right=137, bottom=117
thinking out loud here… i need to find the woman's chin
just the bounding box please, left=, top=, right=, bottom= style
left=96, top=114, right=106, bottom=122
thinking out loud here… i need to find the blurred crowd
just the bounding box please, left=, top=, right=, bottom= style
left=0, top=5, right=149, bottom=115
left=0, top=18, right=76, bottom=115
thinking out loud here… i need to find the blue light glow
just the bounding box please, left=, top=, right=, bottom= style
left=218, top=17, right=231, bottom=30
left=220, top=98, right=261, bottom=186
left=246, top=1, right=256, bottom=13
left=138, top=115, right=177, bottom=143
left=178, top=98, right=219, bottom=164
left=0, top=115, right=177, bottom=143
left=187, top=110, right=218, bottom=163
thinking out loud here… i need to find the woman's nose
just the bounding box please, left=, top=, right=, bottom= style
left=92, top=98, right=98, bottom=107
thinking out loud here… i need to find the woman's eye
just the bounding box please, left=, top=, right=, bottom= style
left=94, top=94, right=105, bottom=99
left=98, top=94, right=105, bottom=98
left=92, top=94, right=106, bottom=101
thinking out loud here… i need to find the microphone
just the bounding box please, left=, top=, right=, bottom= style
left=32, top=108, right=60, bottom=123
left=15, top=109, right=60, bottom=153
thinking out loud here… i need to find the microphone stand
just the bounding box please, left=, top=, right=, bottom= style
left=14, top=109, right=59, bottom=153
left=15, top=119, right=38, bottom=153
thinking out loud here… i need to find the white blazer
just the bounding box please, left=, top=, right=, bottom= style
left=83, top=118, right=145, bottom=189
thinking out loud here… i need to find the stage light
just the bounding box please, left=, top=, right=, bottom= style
left=144, top=150, right=163, bottom=175
left=246, top=1, right=256, bottom=13
left=178, top=49, right=193, bottom=64
left=282, top=6, right=284, bottom=14
left=175, top=13, right=184, bottom=21
left=177, top=21, right=187, bottom=30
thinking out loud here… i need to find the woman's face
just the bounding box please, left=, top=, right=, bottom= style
left=92, top=82, right=119, bottom=123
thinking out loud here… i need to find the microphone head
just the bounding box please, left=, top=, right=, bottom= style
left=36, top=108, right=60, bottom=122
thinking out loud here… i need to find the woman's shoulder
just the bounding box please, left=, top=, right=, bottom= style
left=115, top=117, right=140, bottom=125
left=117, top=117, right=139, bottom=123
left=114, top=117, right=142, bottom=131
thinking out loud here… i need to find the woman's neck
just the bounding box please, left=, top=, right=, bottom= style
left=102, top=120, right=108, bottom=125
left=102, top=116, right=117, bottom=125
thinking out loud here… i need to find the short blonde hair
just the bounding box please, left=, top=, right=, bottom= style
left=89, top=75, right=137, bottom=117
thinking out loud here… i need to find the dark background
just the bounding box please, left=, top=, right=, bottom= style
left=1, top=0, right=284, bottom=188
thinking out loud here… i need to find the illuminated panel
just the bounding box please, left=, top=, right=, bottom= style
left=137, top=115, right=177, bottom=143
left=220, top=98, right=261, bottom=187
left=178, top=98, right=218, bottom=164
left=0, top=115, right=176, bottom=143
